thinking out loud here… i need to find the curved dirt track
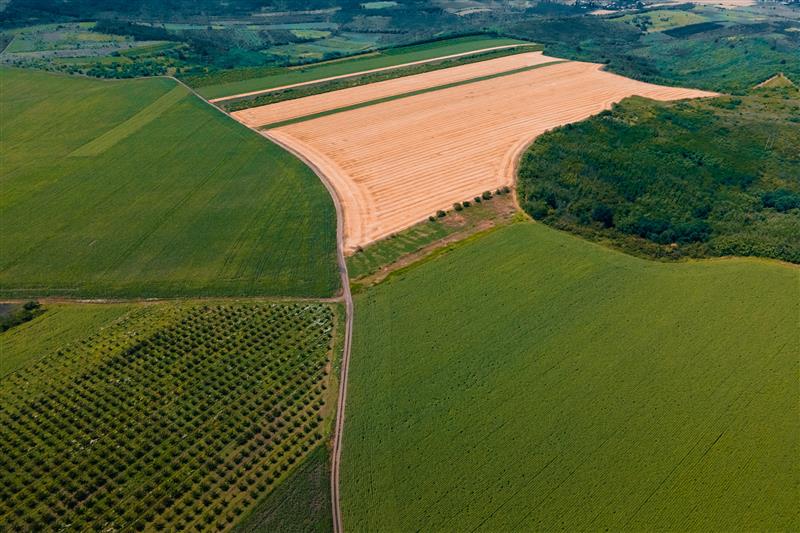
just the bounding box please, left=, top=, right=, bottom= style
left=268, top=61, right=716, bottom=252
left=231, top=51, right=558, bottom=127
left=261, top=131, right=353, bottom=533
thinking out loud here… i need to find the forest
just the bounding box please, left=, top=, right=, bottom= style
left=517, top=83, right=800, bottom=263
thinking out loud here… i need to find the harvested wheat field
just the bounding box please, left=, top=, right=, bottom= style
left=267, top=61, right=716, bottom=252
left=231, top=52, right=559, bottom=127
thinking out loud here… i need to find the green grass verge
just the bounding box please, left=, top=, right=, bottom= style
left=0, top=68, right=338, bottom=298
left=192, top=35, right=529, bottom=99
left=0, top=301, right=337, bottom=531
left=234, top=444, right=332, bottom=533
left=258, top=60, right=563, bottom=129
left=342, top=221, right=799, bottom=531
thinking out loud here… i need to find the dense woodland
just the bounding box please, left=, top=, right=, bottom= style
left=518, top=83, right=800, bottom=263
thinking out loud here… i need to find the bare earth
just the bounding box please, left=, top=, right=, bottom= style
left=231, top=52, right=558, bottom=127
left=266, top=61, right=716, bottom=252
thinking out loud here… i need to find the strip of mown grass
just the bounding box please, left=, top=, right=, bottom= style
left=342, top=221, right=799, bottom=531
left=191, top=35, right=529, bottom=99
left=0, top=68, right=338, bottom=298
left=0, top=301, right=338, bottom=532
left=221, top=45, right=544, bottom=113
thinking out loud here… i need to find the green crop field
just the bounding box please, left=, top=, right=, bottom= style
left=0, top=301, right=338, bottom=531
left=191, top=35, right=529, bottom=99
left=234, top=444, right=332, bottom=533
left=0, top=68, right=338, bottom=298
left=342, top=221, right=799, bottom=531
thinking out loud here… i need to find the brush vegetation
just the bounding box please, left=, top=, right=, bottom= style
left=518, top=86, right=800, bottom=263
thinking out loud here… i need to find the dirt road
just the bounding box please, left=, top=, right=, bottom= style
left=262, top=131, right=353, bottom=533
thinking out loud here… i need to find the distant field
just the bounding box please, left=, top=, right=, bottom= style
left=342, top=221, right=799, bottom=531
left=269, top=61, right=713, bottom=251
left=193, top=35, right=529, bottom=99
left=0, top=301, right=338, bottom=531
left=0, top=68, right=338, bottom=298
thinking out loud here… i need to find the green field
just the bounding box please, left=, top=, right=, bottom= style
left=234, top=444, right=332, bottom=533
left=0, top=68, right=338, bottom=298
left=192, top=35, right=529, bottom=99
left=342, top=221, right=799, bottom=531
left=0, top=301, right=338, bottom=531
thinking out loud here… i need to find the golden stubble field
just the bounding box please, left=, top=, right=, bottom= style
left=231, top=52, right=559, bottom=127
left=263, top=61, right=716, bottom=252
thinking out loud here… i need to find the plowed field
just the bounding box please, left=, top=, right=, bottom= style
left=231, top=52, right=558, bottom=127
left=268, top=61, right=716, bottom=252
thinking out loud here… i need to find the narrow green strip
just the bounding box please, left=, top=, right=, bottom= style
left=70, top=85, right=188, bottom=157
left=261, top=60, right=566, bottom=130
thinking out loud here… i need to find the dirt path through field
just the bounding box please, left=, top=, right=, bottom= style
left=268, top=61, right=716, bottom=252
left=208, top=44, right=534, bottom=103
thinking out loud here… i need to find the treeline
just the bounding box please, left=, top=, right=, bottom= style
left=0, top=301, right=42, bottom=332
left=517, top=85, right=800, bottom=263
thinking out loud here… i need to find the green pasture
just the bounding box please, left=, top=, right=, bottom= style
left=193, top=35, right=529, bottom=98
left=342, top=221, right=799, bottom=531
left=0, top=68, right=338, bottom=298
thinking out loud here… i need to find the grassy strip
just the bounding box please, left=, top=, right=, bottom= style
left=259, top=60, right=564, bottom=129
left=348, top=193, right=519, bottom=281
left=221, top=44, right=543, bottom=112
left=70, top=85, right=188, bottom=157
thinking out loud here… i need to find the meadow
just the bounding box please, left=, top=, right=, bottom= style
left=0, top=68, right=338, bottom=298
left=191, top=35, right=528, bottom=99
left=0, top=301, right=338, bottom=531
left=342, top=221, right=799, bottom=531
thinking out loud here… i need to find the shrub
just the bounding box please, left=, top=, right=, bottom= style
left=453, top=202, right=463, bottom=211
left=436, top=210, right=446, bottom=218
left=463, top=200, right=471, bottom=208
left=474, top=196, right=482, bottom=203
left=482, top=191, right=493, bottom=200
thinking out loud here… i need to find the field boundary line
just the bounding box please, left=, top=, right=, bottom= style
left=259, top=60, right=567, bottom=129
left=262, top=130, right=353, bottom=533
left=208, top=43, right=538, bottom=103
